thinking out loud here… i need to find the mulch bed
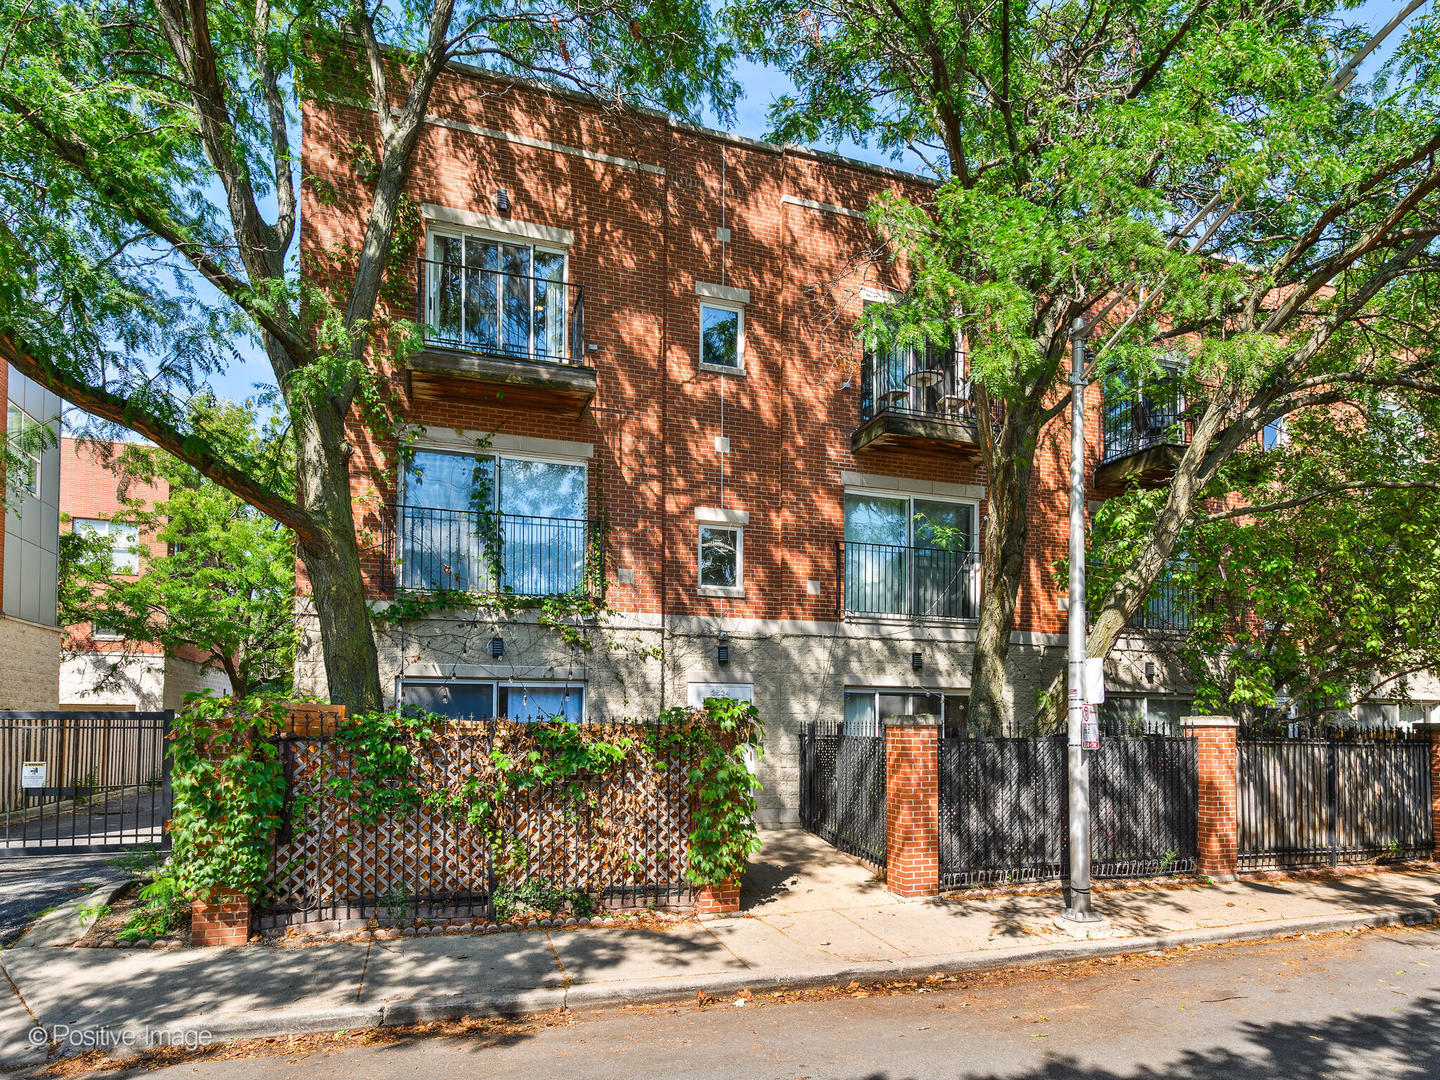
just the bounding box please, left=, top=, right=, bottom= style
left=71, top=881, right=189, bottom=950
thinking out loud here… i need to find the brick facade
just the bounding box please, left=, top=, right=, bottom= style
left=884, top=716, right=940, bottom=897
left=1183, top=715, right=1240, bottom=879
left=298, top=65, right=1140, bottom=820
left=190, top=891, right=251, bottom=947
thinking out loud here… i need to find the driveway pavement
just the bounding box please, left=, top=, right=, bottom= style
left=0, top=854, right=128, bottom=947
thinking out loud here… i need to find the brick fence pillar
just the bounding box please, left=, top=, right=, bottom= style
left=1415, top=722, right=1440, bottom=861
left=1182, top=715, right=1239, bottom=881
left=190, top=890, right=251, bottom=947
left=694, top=878, right=741, bottom=917
left=885, top=714, right=940, bottom=899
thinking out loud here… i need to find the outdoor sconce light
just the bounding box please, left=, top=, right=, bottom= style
left=490, top=636, right=505, bottom=658
left=1145, top=661, right=1156, bottom=682
left=717, top=631, right=730, bottom=665
left=495, top=188, right=511, bottom=214
left=911, top=651, right=923, bottom=672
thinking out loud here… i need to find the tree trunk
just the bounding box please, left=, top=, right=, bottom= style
left=291, top=398, right=382, bottom=712
left=967, top=407, right=1041, bottom=734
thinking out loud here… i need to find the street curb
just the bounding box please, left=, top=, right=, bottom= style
left=9, top=878, right=131, bottom=951
left=84, top=903, right=1440, bottom=1053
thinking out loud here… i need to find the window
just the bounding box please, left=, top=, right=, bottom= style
left=1098, top=695, right=1193, bottom=736
left=842, top=689, right=970, bottom=738
left=425, top=231, right=571, bottom=361
left=397, top=679, right=585, bottom=722
left=1262, top=417, right=1288, bottom=451
left=399, top=449, right=587, bottom=594
left=91, top=623, right=124, bottom=642
left=6, top=402, right=42, bottom=496
left=699, top=303, right=743, bottom=371
left=698, top=525, right=742, bottom=591
left=73, top=518, right=141, bottom=574
left=842, top=492, right=977, bottom=618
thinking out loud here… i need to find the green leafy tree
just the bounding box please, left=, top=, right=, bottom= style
left=59, top=400, right=297, bottom=697
left=0, top=0, right=738, bottom=710
left=1092, top=389, right=1440, bottom=728
left=740, top=0, right=1440, bottom=730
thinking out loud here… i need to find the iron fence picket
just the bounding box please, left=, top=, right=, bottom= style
left=799, top=723, right=886, bottom=867
left=1089, top=736, right=1198, bottom=878
left=1238, top=738, right=1433, bottom=871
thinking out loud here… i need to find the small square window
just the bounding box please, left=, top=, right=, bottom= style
left=699, top=525, right=741, bottom=589
left=700, top=303, right=743, bottom=371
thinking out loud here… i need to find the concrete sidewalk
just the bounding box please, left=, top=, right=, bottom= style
left=3, top=831, right=1438, bottom=1066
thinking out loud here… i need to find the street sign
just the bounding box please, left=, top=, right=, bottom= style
left=21, top=761, right=46, bottom=789
left=1085, top=657, right=1105, bottom=704
left=1081, top=706, right=1100, bottom=751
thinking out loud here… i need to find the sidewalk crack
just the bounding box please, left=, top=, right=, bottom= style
left=545, top=931, right=572, bottom=1010
left=0, top=954, right=48, bottom=1050
left=834, top=908, right=913, bottom=958
left=700, top=920, right=754, bottom=969
left=355, top=941, right=373, bottom=1002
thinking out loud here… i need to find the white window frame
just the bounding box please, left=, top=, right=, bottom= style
left=697, top=523, right=744, bottom=596
left=423, top=227, right=571, bottom=360
left=698, top=300, right=745, bottom=374
left=395, top=677, right=588, bottom=723
left=6, top=402, right=42, bottom=497
left=843, top=487, right=981, bottom=552
left=400, top=445, right=589, bottom=513
left=842, top=687, right=969, bottom=736
left=73, top=517, right=141, bottom=575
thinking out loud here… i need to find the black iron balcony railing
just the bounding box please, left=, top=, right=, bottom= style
left=859, top=347, right=982, bottom=428
left=837, top=541, right=980, bottom=621
left=381, top=506, right=603, bottom=598
left=1101, top=375, right=1189, bottom=464
left=1131, top=569, right=1194, bottom=632
left=417, top=258, right=586, bottom=365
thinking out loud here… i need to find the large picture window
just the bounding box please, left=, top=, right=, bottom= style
left=399, top=449, right=588, bottom=595
left=425, top=232, right=570, bottom=361
left=398, top=679, right=585, bottom=723
left=842, top=688, right=970, bottom=738
left=842, top=492, right=977, bottom=619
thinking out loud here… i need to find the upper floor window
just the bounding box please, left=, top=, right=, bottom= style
left=699, top=302, right=743, bottom=371
left=698, top=524, right=743, bottom=592
left=6, top=402, right=42, bottom=496
left=841, top=492, right=978, bottom=620
left=73, top=518, right=141, bottom=574
left=423, top=231, right=572, bottom=362
left=398, top=448, right=589, bottom=595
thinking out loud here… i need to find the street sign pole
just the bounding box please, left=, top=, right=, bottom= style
left=1063, top=316, right=1101, bottom=924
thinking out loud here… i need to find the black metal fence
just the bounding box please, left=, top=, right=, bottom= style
left=938, top=735, right=1198, bottom=888
left=1102, top=374, right=1188, bottom=463
left=417, top=257, right=586, bottom=364
left=1238, top=738, right=1434, bottom=871
left=382, top=506, right=603, bottom=597
left=859, top=346, right=979, bottom=429
left=0, top=711, right=172, bottom=854
left=799, top=723, right=887, bottom=867
left=836, top=541, right=980, bottom=621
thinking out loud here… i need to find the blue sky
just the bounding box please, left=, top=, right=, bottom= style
left=195, top=0, right=1421, bottom=406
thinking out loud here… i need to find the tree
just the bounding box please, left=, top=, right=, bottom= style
left=60, top=400, right=297, bottom=698
left=740, top=0, right=1440, bottom=730
left=1091, top=388, right=1440, bottom=729
left=0, top=0, right=737, bottom=710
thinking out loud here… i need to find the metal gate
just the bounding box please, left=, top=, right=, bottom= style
left=799, top=723, right=886, bottom=867
left=0, top=711, right=172, bottom=854
left=1238, top=738, right=1433, bottom=871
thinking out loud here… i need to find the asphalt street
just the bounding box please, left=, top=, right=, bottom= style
left=0, top=853, right=127, bottom=946
left=75, top=924, right=1440, bottom=1080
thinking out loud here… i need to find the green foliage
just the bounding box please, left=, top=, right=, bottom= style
left=115, top=873, right=189, bottom=942
left=168, top=695, right=288, bottom=902
left=493, top=879, right=594, bottom=924
left=58, top=400, right=297, bottom=697
left=75, top=902, right=111, bottom=927
left=650, top=698, right=765, bottom=887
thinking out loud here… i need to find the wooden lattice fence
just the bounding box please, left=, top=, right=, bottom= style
left=256, top=718, right=695, bottom=930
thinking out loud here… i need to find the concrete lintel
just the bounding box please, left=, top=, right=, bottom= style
left=884, top=713, right=941, bottom=728
left=1181, top=715, right=1238, bottom=728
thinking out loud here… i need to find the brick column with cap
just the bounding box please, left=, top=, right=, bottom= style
left=885, top=714, right=940, bottom=898
left=1182, top=715, right=1240, bottom=880
left=1416, top=722, right=1440, bottom=861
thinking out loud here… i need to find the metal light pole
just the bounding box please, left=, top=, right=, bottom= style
left=1062, top=316, right=1100, bottom=924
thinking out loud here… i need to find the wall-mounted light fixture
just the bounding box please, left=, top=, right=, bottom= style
left=717, top=630, right=730, bottom=665
left=1144, top=661, right=1156, bottom=682
left=490, top=636, right=506, bottom=658
left=911, top=651, right=923, bottom=672
left=496, top=188, right=511, bottom=214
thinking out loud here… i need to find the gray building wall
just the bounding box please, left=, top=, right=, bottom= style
left=4, top=364, right=61, bottom=627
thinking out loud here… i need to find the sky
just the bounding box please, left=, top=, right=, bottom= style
left=192, top=0, right=1423, bottom=408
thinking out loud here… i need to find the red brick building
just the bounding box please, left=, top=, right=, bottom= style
left=58, top=439, right=230, bottom=711
left=299, top=66, right=1187, bottom=821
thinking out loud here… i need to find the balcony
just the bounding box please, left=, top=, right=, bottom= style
left=852, top=347, right=984, bottom=455
left=381, top=506, right=604, bottom=599
left=836, top=540, right=980, bottom=621
left=1130, top=567, right=1193, bottom=633
left=405, top=258, right=595, bottom=416
left=1096, top=375, right=1190, bottom=489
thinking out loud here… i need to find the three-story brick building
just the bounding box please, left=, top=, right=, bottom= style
left=298, top=65, right=1190, bottom=822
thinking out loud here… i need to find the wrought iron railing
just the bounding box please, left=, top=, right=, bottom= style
left=382, top=505, right=603, bottom=598
left=1130, top=566, right=1193, bottom=632
left=836, top=540, right=979, bottom=621
left=859, top=346, right=983, bottom=428
left=1101, top=374, right=1189, bottom=463
left=416, top=258, right=586, bottom=365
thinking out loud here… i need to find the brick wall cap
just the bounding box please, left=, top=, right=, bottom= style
left=1181, top=715, right=1238, bottom=728
left=885, top=713, right=941, bottom=728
